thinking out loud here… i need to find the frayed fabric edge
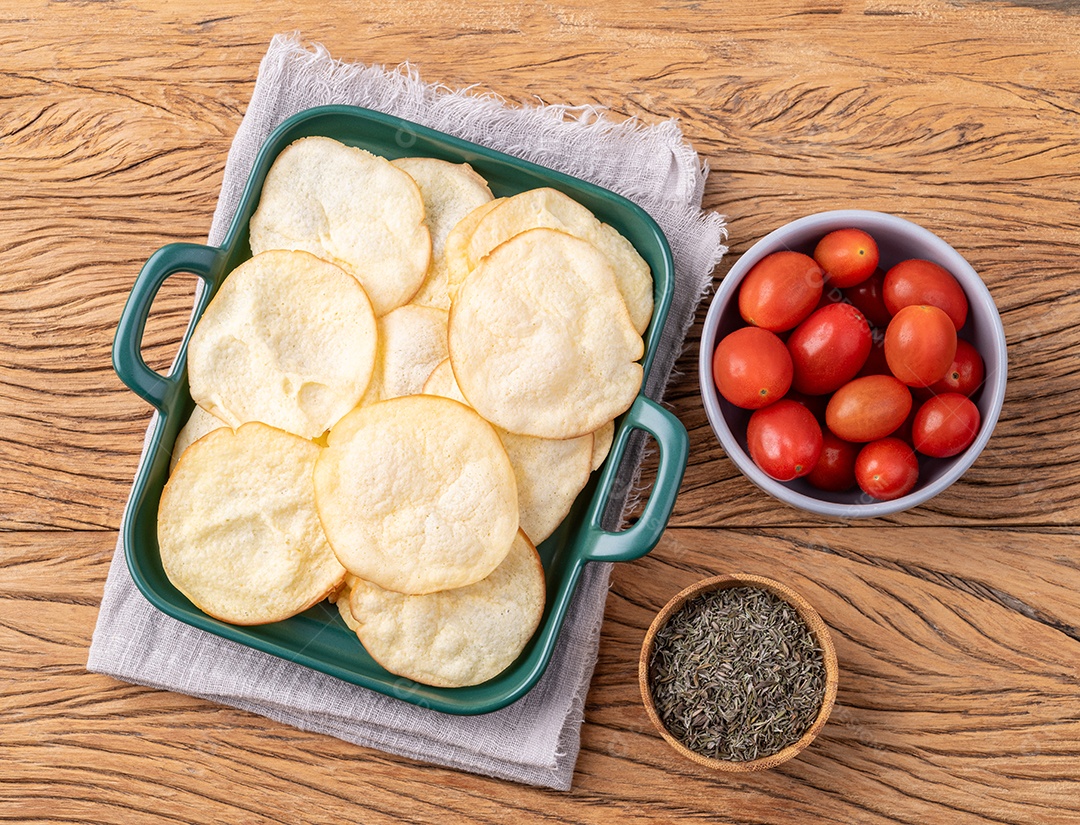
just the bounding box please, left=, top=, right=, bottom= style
left=261, top=33, right=712, bottom=210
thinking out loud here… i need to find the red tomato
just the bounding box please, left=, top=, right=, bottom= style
left=855, top=438, right=919, bottom=501
left=913, top=393, right=981, bottom=457
left=815, top=282, right=846, bottom=312
left=746, top=399, right=823, bottom=482
left=712, top=327, right=793, bottom=409
left=739, top=251, right=824, bottom=332
left=856, top=335, right=890, bottom=377
left=813, top=228, right=879, bottom=288
left=806, top=429, right=859, bottom=492
left=787, top=303, right=872, bottom=395
left=843, top=268, right=892, bottom=327
left=826, top=374, right=913, bottom=442
left=883, top=259, right=969, bottom=331
left=925, top=339, right=985, bottom=397
left=884, top=305, right=957, bottom=387
left=890, top=403, right=919, bottom=445
left=785, top=390, right=829, bottom=422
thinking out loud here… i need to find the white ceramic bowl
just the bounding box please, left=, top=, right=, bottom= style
left=698, top=210, right=1007, bottom=518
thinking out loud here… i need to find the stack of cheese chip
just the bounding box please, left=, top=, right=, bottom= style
left=158, top=136, right=652, bottom=687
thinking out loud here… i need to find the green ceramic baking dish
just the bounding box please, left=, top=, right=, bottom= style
left=112, top=104, right=687, bottom=715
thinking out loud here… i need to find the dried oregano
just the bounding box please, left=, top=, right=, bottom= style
left=648, top=586, right=826, bottom=762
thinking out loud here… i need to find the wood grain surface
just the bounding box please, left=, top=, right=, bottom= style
left=2, top=1, right=1079, bottom=822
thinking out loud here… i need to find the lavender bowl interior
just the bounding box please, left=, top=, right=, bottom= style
left=698, top=210, right=1007, bottom=518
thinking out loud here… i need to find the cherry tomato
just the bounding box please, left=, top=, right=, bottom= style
left=787, top=303, right=872, bottom=395
left=815, top=282, right=846, bottom=312
left=856, top=334, right=890, bottom=377
left=925, top=339, right=985, bottom=397
left=746, top=399, right=823, bottom=481
left=843, top=268, right=892, bottom=327
left=912, top=393, right=981, bottom=458
left=890, top=403, right=919, bottom=445
left=826, top=374, right=913, bottom=442
left=855, top=438, right=919, bottom=501
left=813, top=228, right=879, bottom=288
left=806, top=429, right=859, bottom=492
left=883, top=259, right=969, bottom=331
left=884, top=305, right=957, bottom=387
left=712, top=327, right=793, bottom=409
left=739, top=251, right=825, bottom=332
left=785, top=390, right=829, bottom=422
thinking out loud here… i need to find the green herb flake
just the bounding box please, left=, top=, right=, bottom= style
left=649, top=586, right=826, bottom=762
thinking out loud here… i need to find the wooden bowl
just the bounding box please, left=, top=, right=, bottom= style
left=639, top=573, right=839, bottom=772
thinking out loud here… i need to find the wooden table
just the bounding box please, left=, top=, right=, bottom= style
left=4, top=2, right=1078, bottom=822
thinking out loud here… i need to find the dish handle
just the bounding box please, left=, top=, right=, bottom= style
left=579, top=395, right=689, bottom=564
left=112, top=243, right=225, bottom=412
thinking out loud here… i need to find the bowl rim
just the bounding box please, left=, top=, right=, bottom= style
left=698, top=209, right=1008, bottom=518
left=638, top=573, right=839, bottom=772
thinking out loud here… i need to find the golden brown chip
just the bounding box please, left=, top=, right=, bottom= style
left=444, top=198, right=504, bottom=302
left=423, top=359, right=593, bottom=545
left=169, top=405, right=228, bottom=473
left=590, top=420, right=615, bottom=472
left=249, top=136, right=431, bottom=316
left=391, top=157, right=493, bottom=310
left=332, top=574, right=362, bottom=633
left=186, top=249, right=378, bottom=439
left=313, top=395, right=519, bottom=595
left=465, top=187, right=653, bottom=334
left=449, top=228, right=644, bottom=439
left=362, top=304, right=449, bottom=404
left=158, top=422, right=346, bottom=625
left=348, top=530, right=545, bottom=687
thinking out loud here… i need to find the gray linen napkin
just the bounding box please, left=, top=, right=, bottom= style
left=88, top=34, right=726, bottom=791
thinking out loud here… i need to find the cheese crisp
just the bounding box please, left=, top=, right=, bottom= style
left=391, top=157, right=493, bottom=310
left=169, top=405, right=227, bottom=472
left=590, top=420, right=615, bottom=472
left=449, top=228, right=644, bottom=439
left=249, top=136, right=431, bottom=316
left=348, top=530, right=545, bottom=687
left=464, top=187, right=653, bottom=334
left=332, top=574, right=362, bottom=633
left=158, top=422, right=346, bottom=625
left=423, top=359, right=593, bottom=546
left=313, top=395, right=519, bottom=595
left=186, top=249, right=378, bottom=440
left=362, top=304, right=449, bottom=404
left=444, top=198, right=504, bottom=302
